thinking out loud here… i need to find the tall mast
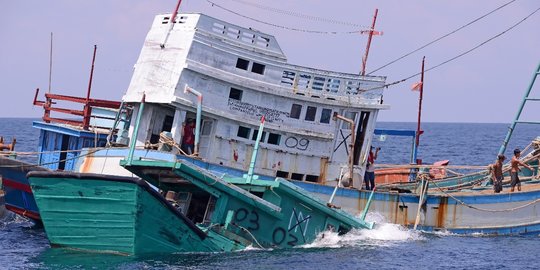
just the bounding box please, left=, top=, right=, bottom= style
left=360, top=9, right=382, bottom=76
left=415, top=57, right=426, bottom=153
left=48, top=32, right=53, bottom=93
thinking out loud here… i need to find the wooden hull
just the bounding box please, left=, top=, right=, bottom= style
left=28, top=160, right=373, bottom=255
left=294, top=180, right=540, bottom=235
left=28, top=171, right=240, bottom=255
left=0, top=156, right=49, bottom=221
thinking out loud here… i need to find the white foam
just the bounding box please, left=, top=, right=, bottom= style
left=299, top=220, right=425, bottom=249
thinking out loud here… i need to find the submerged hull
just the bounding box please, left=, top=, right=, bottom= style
left=28, top=159, right=373, bottom=255
left=28, top=172, right=241, bottom=255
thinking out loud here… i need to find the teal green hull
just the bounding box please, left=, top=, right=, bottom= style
left=28, top=173, right=244, bottom=255
left=29, top=159, right=373, bottom=255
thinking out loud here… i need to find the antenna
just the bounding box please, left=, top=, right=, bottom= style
left=48, top=32, right=53, bottom=93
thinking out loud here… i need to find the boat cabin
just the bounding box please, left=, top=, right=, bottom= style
left=122, top=13, right=389, bottom=188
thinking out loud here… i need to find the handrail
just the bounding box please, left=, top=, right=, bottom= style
left=33, top=88, right=121, bottom=130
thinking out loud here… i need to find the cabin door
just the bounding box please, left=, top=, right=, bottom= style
left=332, top=111, right=358, bottom=164
left=353, top=111, right=370, bottom=165
left=198, top=119, right=214, bottom=158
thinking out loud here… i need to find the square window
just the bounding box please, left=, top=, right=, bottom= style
left=201, top=121, right=213, bottom=136
left=341, top=111, right=358, bottom=129
left=251, top=62, right=265, bottom=75
left=236, top=58, right=249, bottom=70
left=305, top=175, right=319, bottom=182
left=251, top=130, right=267, bottom=142
left=320, top=108, right=332, bottom=124
left=237, top=126, right=251, bottom=139
left=267, top=133, right=281, bottom=145
left=305, top=106, right=316, bottom=121
left=229, top=88, right=243, bottom=100
left=290, top=104, right=302, bottom=119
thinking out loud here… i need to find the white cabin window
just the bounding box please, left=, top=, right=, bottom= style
left=251, top=130, right=267, bottom=142
left=267, top=133, right=281, bottom=145
left=320, top=108, right=332, bottom=124
left=305, top=106, right=317, bottom=121
left=229, top=88, right=243, bottom=101
left=201, top=120, right=213, bottom=136
left=251, top=62, right=265, bottom=75
left=290, top=104, right=302, bottom=119
left=341, top=112, right=358, bottom=129
left=237, top=126, right=251, bottom=139
left=236, top=58, right=249, bottom=70
left=312, top=76, right=325, bottom=91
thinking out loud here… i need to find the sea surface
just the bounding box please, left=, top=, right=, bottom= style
left=1, top=118, right=539, bottom=270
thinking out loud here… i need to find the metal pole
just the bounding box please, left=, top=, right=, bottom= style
left=83, top=45, right=97, bottom=130
left=334, top=113, right=355, bottom=187
left=415, top=57, right=425, bottom=155
left=498, top=61, right=540, bottom=155
left=48, top=32, right=53, bottom=93
left=246, top=116, right=265, bottom=184
left=127, top=94, right=145, bottom=166
left=184, top=85, right=203, bottom=156
left=160, top=0, right=183, bottom=48
left=361, top=9, right=379, bottom=76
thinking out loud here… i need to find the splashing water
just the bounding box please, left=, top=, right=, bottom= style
left=300, top=220, right=424, bottom=249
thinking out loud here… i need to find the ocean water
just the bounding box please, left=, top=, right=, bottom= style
left=1, top=118, right=539, bottom=270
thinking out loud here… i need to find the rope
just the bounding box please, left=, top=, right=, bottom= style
left=0, top=148, right=101, bottom=169
left=233, top=223, right=264, bottom=248
left=224, top=0, right=371, bottom=29
left=206, top=0, right=368, bottom=35
left=361, top=6, right=540, bottom=91
left=368, top=0, right=518, bottom=74
left=157, top=132, right=188, bottom=156
left=429, top=177, right=540, bottom=212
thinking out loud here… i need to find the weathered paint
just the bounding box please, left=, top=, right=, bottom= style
left=28, top=158, right=373, bottom=255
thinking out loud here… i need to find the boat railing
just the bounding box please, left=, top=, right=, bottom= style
left=32, top=88, right=121, bottom=131
left=278, top=67, right=385, bottom=102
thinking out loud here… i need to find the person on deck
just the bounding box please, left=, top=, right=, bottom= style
left=181, top=119, right=195, bottom=155
left=490, top=154, right=505, bottom=193
left=364, top=146, right=380, bottom=190
left=510, top=148, right=533, bottom=192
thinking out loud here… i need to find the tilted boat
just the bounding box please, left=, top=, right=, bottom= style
left=1, top=10, right=390, bottom=222
left=27, top=116, right=374, bottom=255
left=3, top=3, right=540, bottom=239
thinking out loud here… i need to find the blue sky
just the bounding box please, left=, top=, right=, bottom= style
left=2, top=0, right=539, bottom=123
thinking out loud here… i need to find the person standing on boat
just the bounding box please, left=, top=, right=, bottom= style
left=510, top=148, right=533, bottom=192
left=364, top=146, right=380, bottom=190
left=181, top=119, right=195, bottom=155
left=490, top=154, right=505, bottom=193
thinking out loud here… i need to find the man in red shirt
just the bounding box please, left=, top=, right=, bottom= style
left=364, top=146, right=380, bottom=190
left=181, top=119, right=195, bottom=155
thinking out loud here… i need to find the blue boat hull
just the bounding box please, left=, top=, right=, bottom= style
left=0, top=157, right=48, bottom=221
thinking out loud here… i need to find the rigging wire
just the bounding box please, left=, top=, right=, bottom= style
left=206, top=0, right=367, bottom=34
left=367, top=0, right=518, bottom=75
left=224, top=0, right=371, bottom=29
left=372, top=6, right=540, bottom=91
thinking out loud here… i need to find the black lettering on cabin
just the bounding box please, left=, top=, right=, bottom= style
left=228, top=99, right=289, bottom=123
left=285, top=136, right=310, bottom=151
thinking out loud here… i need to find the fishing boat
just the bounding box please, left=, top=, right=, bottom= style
left=1, top=9, right=391, bottom=222
left=4, top=2, right=540, bottom=238
left=27, top=116, right=375, bottom=255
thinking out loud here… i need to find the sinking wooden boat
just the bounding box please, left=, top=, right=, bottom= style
left=28, top=159, right=374, bottom=255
